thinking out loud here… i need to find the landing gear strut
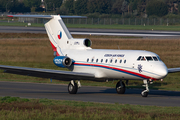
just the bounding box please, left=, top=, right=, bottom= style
left=116, top=80, right=126, bottom=94
left=68, top=80, right=81, bottom=94
left=141, top=80, right=149, bottom=97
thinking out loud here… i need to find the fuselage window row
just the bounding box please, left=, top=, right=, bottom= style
left=87, top=58, right=126, bottom=64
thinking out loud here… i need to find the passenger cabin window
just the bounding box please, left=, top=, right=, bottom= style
left=110, top=59, right=113, bottom=63
left=96, top=59, right=98, bottom=62
left=87, top=58, right=89, bottom=62
left=106, top=59, right=108, bottom=63
left=124, top=60, right=126, bottom=63
left=91, top=59, right=94, bottom=62
left=120, top=60, right=122, bottom=63
left=115, top=59, right=117, bottom=63
left=146, top=56, right=153, bottom=61
left=101, top=59, right=103, bottom=63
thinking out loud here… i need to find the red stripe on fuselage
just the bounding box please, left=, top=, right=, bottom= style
left=74, top=62, right=156, bottom=80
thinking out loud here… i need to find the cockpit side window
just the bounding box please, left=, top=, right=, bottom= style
left=137, top=56, right=142, bottom=61
left=146, top=56, right=153, bottom=61
left=153, top=56, right=158, bottom=61
left=157, top=56, right=162, bottom=61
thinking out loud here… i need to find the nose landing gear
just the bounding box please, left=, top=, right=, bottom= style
left=141, top=79, right=150, bottom=97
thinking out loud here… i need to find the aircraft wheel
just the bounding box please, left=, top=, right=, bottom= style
left=68, top=82, right=78, bottom=94
left=141, top=91, right=148, bottom=97
left=116, top=81, right=126, bottom=94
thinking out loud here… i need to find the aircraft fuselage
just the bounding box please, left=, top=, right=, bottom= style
left=63, top=49, right=168, bottom=81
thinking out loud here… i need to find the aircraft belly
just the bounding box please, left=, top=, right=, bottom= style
left=106, top=68, right=144, bottom=80
left=73, top=65, right=145, bottom=80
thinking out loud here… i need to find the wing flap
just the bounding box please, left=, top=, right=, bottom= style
left=0, top=65, right=95, bottom=81
left=168, top=68, right=180, bottom=73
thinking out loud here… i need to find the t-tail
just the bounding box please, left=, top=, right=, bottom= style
left=44, top=15, right=73, bottom=56
left=8, top=14, right=91, bottom=67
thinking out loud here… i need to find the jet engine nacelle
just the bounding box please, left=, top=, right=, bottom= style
left=53, top=56, right=72, bottom=68
left=68, top=38, right=92, bottom=49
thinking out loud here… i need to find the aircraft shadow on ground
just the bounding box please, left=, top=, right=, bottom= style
left=18, top=88, right=180, bottom=97
left=77, top=88, right=180, bottom=97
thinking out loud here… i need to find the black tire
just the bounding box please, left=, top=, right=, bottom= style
left=141, top=91, right=148, bottom=97
left=68, top=82, right=78, bottom=94
left=116, top=81, right=126, bottom=94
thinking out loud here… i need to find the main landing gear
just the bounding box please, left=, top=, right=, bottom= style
left=116, top=80, right=126, bottom=94
left=68, top=80, right=81, bottom=94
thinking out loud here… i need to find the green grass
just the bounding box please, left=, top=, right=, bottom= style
left=1, top=21, right=180, bottom=31
left=0, top=96, right=180, bottom=120
left=0, top=22, right=44, bottom=27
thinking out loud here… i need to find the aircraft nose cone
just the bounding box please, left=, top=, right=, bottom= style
left=159, top=67, right=168, bottom=78
left=154, top=64, right=168, bottom=79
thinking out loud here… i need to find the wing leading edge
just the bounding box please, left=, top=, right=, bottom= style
left=7, top=15, right=87, bottom=19
left=0, top=65, right=95, bottom=81
left=168, top=68, right=180, bottom=73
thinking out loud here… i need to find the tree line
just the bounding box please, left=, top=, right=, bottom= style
left=0, top=0, right=62, bottom=13
left=1, top=0, right=180, bottom=18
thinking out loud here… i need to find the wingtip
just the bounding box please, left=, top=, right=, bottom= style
left=7, top=15, right=14, bottom=17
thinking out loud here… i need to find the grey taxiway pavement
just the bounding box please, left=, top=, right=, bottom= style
left=0, top=81, right=180, bottom=107
left=1, top=26, right=180, bottom=37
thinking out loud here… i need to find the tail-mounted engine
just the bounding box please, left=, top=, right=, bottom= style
left=67, top=38, right=92, bottom=49
left=53, top=56, right=72, bottom=68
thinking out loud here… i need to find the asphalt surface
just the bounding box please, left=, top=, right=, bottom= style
left=1, top=26, right=180, bottom=38
left=0, top=81, right=180, bottom=107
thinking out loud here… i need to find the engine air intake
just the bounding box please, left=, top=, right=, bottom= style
left=84, top=39, right=91, bottom=47
left=53, top=56, right=72, bottom=68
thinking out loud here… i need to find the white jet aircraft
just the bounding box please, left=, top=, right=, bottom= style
left=0, top=15, right=180, bottom=97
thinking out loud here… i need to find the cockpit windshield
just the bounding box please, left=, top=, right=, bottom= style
left=137, top=56, right=161, bottom=61
left=146, top=56, right=153, bottom=61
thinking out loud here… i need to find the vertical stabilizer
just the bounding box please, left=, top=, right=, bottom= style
left=45, top=15, right=73, bottom=56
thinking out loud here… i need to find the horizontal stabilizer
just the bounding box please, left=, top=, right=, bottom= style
left=7, top=15, right=87, bottom=19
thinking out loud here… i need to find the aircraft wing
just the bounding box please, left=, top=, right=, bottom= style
left=0, top=65, right=95, bottom=81
left=168, top=68, right=180, bottom=73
